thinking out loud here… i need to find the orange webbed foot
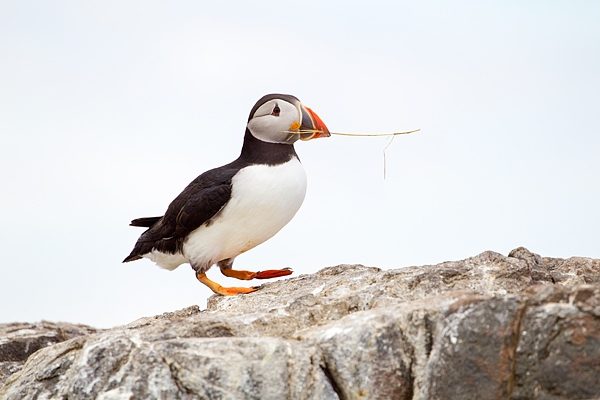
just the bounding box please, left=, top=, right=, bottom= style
left=255, top=267, right=293, bottom=280
left=219, top=267, right=293, bottom=281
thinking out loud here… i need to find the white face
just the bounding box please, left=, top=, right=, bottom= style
left=247, top=99, right=301, bottom=144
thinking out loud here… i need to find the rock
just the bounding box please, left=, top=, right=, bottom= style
left=1, top=248, right=600, bottom=399
left=0, top=321, right=100, bottom=387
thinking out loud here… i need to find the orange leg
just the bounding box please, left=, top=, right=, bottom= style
left=219, top=266, right=293, bottom=280
left=195, top=272, right=258, bottom=296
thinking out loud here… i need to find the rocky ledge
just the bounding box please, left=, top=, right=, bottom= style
left=1, top=247, right=599, bottom=400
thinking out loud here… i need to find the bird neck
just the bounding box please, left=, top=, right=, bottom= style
left=238, top=129, right=299, bottom=165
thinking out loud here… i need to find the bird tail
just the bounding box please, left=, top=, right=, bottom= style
left=122, top=253, right=142, bottom=263
left=129, top=216, right=162, bottom=227
left=124, top=216, right=163, bottom=262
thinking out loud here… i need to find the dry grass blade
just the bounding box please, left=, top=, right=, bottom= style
left=330, top=129, right=420, bottom=137
left=281, top=128, right=420, bottom=137
left=383, top=135, right=395, bottom=180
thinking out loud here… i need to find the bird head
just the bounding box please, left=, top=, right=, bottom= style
left=247, top=94, right=330, bottom=144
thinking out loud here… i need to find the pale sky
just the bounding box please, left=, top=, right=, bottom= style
left=1, top=1, right=599, bottom=328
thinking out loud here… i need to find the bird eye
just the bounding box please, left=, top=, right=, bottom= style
left=271, top=104, right=281, bottom=116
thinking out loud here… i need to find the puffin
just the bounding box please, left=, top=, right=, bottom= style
left=123, top=94, right=330, bottom=295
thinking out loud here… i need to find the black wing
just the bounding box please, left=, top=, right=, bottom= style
left=123, top=165, right=240, bottom=262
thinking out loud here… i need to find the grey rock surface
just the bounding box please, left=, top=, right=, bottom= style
left=1, top=247, right=599, bottom=399
left=0, top=321, right=100, bottom=387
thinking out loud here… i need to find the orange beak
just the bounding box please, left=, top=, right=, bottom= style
left=299, top=104, right=330, bottom=141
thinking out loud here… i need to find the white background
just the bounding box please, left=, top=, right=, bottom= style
left=1, top=1, right=599, bottom=328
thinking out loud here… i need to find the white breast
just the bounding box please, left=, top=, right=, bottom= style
left=182, top=157, right=307, bottom=271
